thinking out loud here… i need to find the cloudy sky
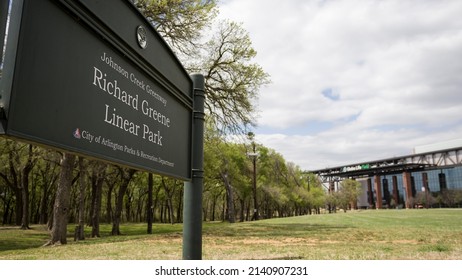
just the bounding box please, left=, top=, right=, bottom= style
left=217, top=0, right=462, bottom=171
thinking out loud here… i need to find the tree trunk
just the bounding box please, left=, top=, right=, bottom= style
left=2, top=195, right=12, bottom=225
left=221, top=171, right=235, bottom=223
left=161, top=177, right=175, bottom=225
left=30, top=174, right=38, bottom=224
left=246, top=199, right=251, bottom=221
left=136, top=191, right=144, bottom=223
left=152, top=181, right=161, bottom=223
left=90, top=180, right=102, bottom=238
left=74, top=157, right=86, bottom=241
left=90, top=166, right=105, bottom=238
left=20, top=168, right=30, bottom=229
left=105, top=181, right=115, bottom=223
left=203, top=200, right=208, bottom=222
left=166, top=198, right=173, bottom=224
left=125, top=188, right=133, bottom=222
left=111, top=168, right=136, bottom=235
left=211, top=195, right=217, bottom=221
left=88, top=177, right=96, bottom=227
left=39, top=162, right=56, bottom=224
left=19, top=155, right=31, bottom=228
left=147, top=173, right=153, bottom=234
left=14, top=189, right=22, bottom=226
left=46, top=152, right=76, bottom=246
left=7, top=148, right=22, bottom=226
left=239, top=198, right=245, bottom=222
left=160, top=203, right=164, bottom=223
left=176, top=190, right=183, bottom=223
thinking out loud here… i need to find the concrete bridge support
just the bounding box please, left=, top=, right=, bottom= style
left=422, top=172, right=430, bottom=208
left=374, top=175, right=383, bottom=209
left=403, top=172, right=413, bottom=208
left=392, top=176, right=399, bottom=207
left=367, top=178, right=374, bottom=208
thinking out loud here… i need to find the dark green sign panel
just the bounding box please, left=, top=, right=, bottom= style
left=0, top=0, right=193, bottom=180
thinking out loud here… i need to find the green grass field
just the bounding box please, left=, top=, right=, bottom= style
left=1, top=209, right=461, bottom=260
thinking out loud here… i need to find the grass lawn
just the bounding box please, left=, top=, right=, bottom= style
left=0, top=209, right=461, bottom=260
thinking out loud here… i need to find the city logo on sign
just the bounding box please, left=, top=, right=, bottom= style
left=136, top=25, right=147, bottom=49
left=73, top=128, right=81, bottom=139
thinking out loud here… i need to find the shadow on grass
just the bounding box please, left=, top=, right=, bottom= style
left=0, top=223, right=183, bottom=253
left=0, top=227, right=49, bottom=252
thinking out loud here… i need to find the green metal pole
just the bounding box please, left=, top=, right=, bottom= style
left=183, top=74, right=205, bottom=260
left=0, top=0, right=9, bottom=59
left=1, top=0, right=24, bottom=134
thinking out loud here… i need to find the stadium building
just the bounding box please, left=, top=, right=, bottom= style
left=311, top=139, right=462, bottom=209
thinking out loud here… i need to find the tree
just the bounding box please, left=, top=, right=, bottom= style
left=440, top=189, right=462, bottom=208
left=111, top=167, right=136, bottom=235
left=135, top=0, right=218, bottom=57
left=0, top=140, right=38, bottom=228
left=137, top=0, right=269, bottom=139
left=35, top=152, right=60, bottom=225
left=203, top=130, right=225, bottom=221
left=203, top=124, right=253, bottom=223
left=46, top=152, right=76, bottom=245
left=18, top=144, right=35, bottom=229
left=455, top=190, right=462, bottom=208
left=337, top=179, right=362, bottom=211
left=309, top=186, right=327, bottom=214
left=0, top=140, right=21, bottom=226
left=89, top=161, right=106, bottom=238
left=197, top=21, right=270, bottom=134
left=214, top=143, right=240, bottom=223
left=414, top=191, right=436, bottom=208
left=258, top=146, right=292, bottom=217
left=160, top=176, right=182, bottom=224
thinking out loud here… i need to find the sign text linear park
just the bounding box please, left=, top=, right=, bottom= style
left=86, top=52, right=173, bottom=168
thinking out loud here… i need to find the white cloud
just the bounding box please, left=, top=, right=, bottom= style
left=218, top=0, right=462, bottom=170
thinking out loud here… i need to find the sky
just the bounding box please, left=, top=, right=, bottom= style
left=217, top=0, right=462, bottom=171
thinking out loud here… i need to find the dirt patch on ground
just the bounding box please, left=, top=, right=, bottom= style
left=391, top=239, right=420, bottom=245
left=374, top=239, right=421, bottom=245
left=206, top=236, right=339, bottom=247
left=145, top=234, right=182, bottom=244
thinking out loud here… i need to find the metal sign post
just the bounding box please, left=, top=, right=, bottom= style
left=183, top=74, right=205, bottom=260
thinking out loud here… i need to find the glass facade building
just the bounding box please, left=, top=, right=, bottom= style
left=358, top=166, right=462, bottom=208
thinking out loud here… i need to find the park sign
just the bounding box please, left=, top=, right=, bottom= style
left=0, top=0, right=193, bottom=180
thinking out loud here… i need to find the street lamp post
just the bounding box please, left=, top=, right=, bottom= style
left=250, top=152, right=258, bottom=220
left=247, top=132, right=259, bottom=221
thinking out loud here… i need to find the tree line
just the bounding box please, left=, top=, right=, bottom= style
left=0, top=132, right=363, bottom=226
